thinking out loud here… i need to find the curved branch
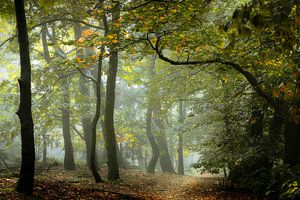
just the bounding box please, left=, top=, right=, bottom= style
left=31, top=18, right=103, bottom=30
left=0, top=18, right=102, bottom=49
left=0, top=35, right=17, bottom=48
left=147, top=36, right=287, bottom=113
left=76, top=67, right=97, bottom=84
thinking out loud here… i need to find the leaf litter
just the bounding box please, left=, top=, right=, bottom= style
left=0, top=167, right=264, bottom=199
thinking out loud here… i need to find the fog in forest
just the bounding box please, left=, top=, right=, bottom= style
left=0, top=0, right=300, bottom=199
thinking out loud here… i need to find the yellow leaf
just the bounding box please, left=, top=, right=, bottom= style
left=111, top=39, right=119, bottom=43
left=107, top=34, right=115, bottom=40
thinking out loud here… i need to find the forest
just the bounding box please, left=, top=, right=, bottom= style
left=0, top=0, right=300, bottom=199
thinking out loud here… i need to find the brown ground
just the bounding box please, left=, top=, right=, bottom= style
left=0, top=167, right=264, bottom=199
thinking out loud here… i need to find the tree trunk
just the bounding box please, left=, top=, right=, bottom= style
left=42, top=132, right=47, bottom=166
left=42, top=24, right=75, bottom=170
left=284, top=72, right=300, bottom=166
left=177, top=101, right=185, bottom=175
left=61, top=78, right=75, bottom=170
left=90, top=51, right=104, bottom=182
left=103, top=1, right=120, bottom=180
left=269, top=108, right=284, bottom=164
left=284, top=120, right=300, bottom=165
left=146, top=105, right=159, bottom=174
left=14, top=0, right=35, bottom=194
left=117, top=143, right=126, bottom=169
left=156, top=133, right=175, bottom=173
left=153, top=106, right=175, bottom=174
left=249, top=109, right=264, bottom=139
left=74, top=23, right=100, bottom=170
left=137, top=146, right=144, bottom=168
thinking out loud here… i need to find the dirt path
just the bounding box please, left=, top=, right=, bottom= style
left=0, top=167, right=263, bottom=199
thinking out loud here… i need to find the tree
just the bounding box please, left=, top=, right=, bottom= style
left=138, top=0, right=300, bottom=166
left=153, top=102, right=175, bottom=174
left=74, top=23, right=98, bottom=170
left=41, top=24, right=75, bottom=170
left=89, top=48, right=104, bottom=182
left=145, top=102, right=159, bottom=173
left=103, top=0, right=120, bottom=180
left=177, top=100, right=184, bottom=175
left=14, top=0, right=35, bottom=195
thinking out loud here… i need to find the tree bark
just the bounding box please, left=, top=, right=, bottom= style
left=269, top=108, right=284, bottom=163
left=90, top=51, right=104, bottom=182
left=74, top=23, right=100, bottom=169
left=103, top=0, right=120, bottom=180
left=117, top=143, right=126, bottom=169
left=14, top=0, right=35, bottom=195
left=61, top=78, right=75, bottom=170
left=146, top=105, right=159, bottom=173
left=42, top=25, right=75, bottom=170
left=284, top=120, right=300, bottom=165
left=137, top=146, right=144, bottom=168
left=42, top=132, right=47, bottom=166
left=153, top=105, right=175, bottom=174
left=177, top=101, right=184, bottom=175
left=283, top=73, right=300, bottom=165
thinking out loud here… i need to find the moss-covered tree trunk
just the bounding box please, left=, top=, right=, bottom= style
left=14, top=0, right=35, bottom=194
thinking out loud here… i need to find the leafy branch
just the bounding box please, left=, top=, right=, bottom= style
left=146, top=33, right=288, bottom=115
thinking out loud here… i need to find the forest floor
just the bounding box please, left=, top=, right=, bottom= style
left=0, top=166, right=265, bottom=200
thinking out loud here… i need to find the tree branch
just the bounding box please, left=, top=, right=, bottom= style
left=76, top=67, right=97, bottom=84
left=147, top=35, right=288, bottom=114
left=0, top=35, right=17, bottom=48
left=71, top=125, right=85, bottom=141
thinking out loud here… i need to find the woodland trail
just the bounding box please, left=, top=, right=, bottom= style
left=0, top=167, right=263, bottom=199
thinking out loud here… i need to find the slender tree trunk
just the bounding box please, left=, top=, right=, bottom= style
left=144, top=149, right=148, bottom=169
left=42, top=25, right=75, bottom=170
left=103, top=1, right=120, bottom=180
left=61, top=78, right=75, bottom=170
left=42, top=132, right=47, bottom=166
left=137, top=146, right=144, bottom=168
left=90, top=51, right=104, bottom=182
left=177, top=101, right=184, bottom=175
left=74, top=23, right=100, bottom=169
left=146, top=105, right=159, bottom=174
left=117, top=143, right=125, bottom=169
left=14, top=0, right=35, bottom=194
